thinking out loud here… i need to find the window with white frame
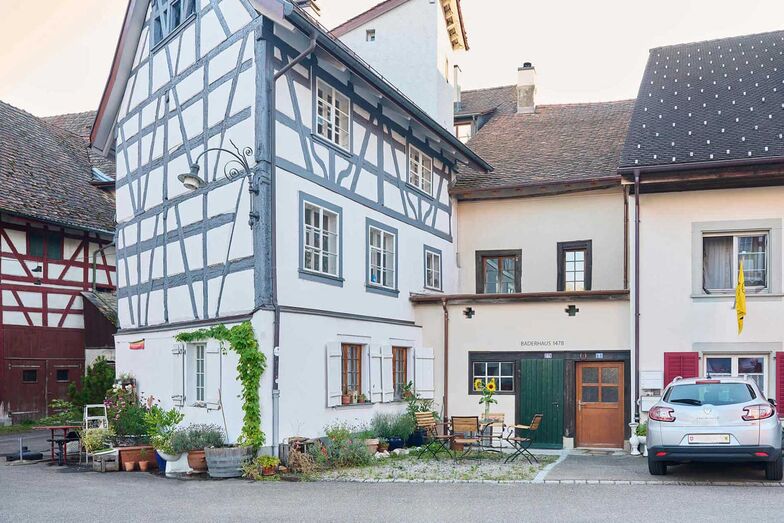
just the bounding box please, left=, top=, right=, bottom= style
left=303, top=202, right=339, bottom=276
left=425, top=248, right=442, bottom=290
left=152, top=0, right=196, bottom=46
left=704, top=355, right=767, bottom=394
left=472, top=361, right=515, bottom=393
left=316, top=79, right=350, bottom=150
left=703, top=232, right=768, bottom=292
left=366, top=29, right=376, bottom=42
left=193, top=343, right=206, bottom=402
left=368, top=226, right=396, bottom=289
left=455, top=123, right=472, bottom=143
left=408, top=145, right=433, bottom=195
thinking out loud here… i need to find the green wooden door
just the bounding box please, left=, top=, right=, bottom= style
left=519, top=359, right=564, bottom=449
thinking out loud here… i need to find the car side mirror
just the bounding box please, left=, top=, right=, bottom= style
left=768, top=398, right=777, bottom=408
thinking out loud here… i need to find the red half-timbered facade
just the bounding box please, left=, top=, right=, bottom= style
left=0, top=102, right=116, bottom=420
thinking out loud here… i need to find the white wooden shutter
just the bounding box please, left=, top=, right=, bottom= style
left=326, top=342, right=342, bottom=407
left=171, top=343, right=185, bottom=407
left=381, top=345, right=394, bottom=402
left=204, top=342, right=222, bottom=409
left=414, top=347, right=435, bottom=399
left=368, top=344, right=383, bottom=403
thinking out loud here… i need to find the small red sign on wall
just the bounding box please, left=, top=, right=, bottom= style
left=129, top=340, right=145, bottom=350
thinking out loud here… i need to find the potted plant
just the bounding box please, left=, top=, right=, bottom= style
left=357, top=393, right=368, bottom=404
left=475, top=378, right=498, bottom=420
left=241, top=455, right=281, bottom=479
left=170, top=424, right=224, bottom=473
left=138, top=448, right=150, bottom=472
left=144, top=403, right=184, bottom=463
left=371, top=413, right=414, bottom=451
left=175, top=323, right=267, bottom=478
left=401, top=381, right=436, bottom=446
left=377, top=437, right=389, bottom=453
left=81, top=427, right=114, bottom=455
left=105, top=387, right=149, bottom=447
left=341, top=387, right=350, bottom=405
left=259, top=455, right=280, bottom=476
left=636, top=421, right=648, bottom=456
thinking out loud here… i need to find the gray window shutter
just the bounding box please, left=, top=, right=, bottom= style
left=381, top=345, right=394, bottom=402
left=414, top=347, right=435, bottom=399
left=326, top=342, right=342, bottom=407
left=368, top=344, right=383, bottom=403
left=171, top=343, right=185, bottom=407
left=205, top=342, right=222, bottom=409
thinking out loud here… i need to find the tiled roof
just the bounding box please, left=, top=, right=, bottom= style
left=0, top=101, right=116, bottom=233
left=43, top=111, right=117, bottom=178
left=455, top=85, right=516, bottom=117
left=454, top=98, right=634, bottom=194
left=621, top=30, right=784, bottom=169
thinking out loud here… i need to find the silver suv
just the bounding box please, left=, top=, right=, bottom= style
left=647, top=376, right=782, bottom=480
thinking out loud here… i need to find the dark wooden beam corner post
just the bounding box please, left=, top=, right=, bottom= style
left=442, top=297, right=449, bottom=420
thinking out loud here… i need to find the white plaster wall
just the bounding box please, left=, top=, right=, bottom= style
left=337, top=0, right=456, bottom=129
left=277, top=311, right=422, bottom=439
left=457, top=189, right=627, bottom=293
left=415, top=299, right=630, bottom=428
left=635, top=186, right=784, bottom=397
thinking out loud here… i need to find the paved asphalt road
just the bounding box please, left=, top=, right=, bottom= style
left=1, top=461, right=782, bottom=522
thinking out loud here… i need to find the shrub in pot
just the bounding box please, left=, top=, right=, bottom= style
left=170, top=424, right=224, bottom=473
left=371, top=413, right=414, bottom=450
left=242, top=455, right=281, bottom=479
left=138, top=448, right=151, bottom=472
left=144, top=403, right=184, bottom=462
left=105, top=387, right=149, bottom=447
left=81, top=427, right=114, bottom=455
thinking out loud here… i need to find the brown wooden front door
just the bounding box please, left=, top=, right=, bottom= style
left=576, top=361, right=624, bottom=448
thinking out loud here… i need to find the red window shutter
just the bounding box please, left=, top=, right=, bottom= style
left=776, top=353, right=784, bottom=410
left=663, top=352, right=699, bottom=388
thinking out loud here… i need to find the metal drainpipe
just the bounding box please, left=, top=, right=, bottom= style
left=633, top=169, right=641, bottom=423
left=91, top=241, right=115, bottom=291
left=271, top=29, right=316, bottom=456
left=441, top=298, right=449, bottom=420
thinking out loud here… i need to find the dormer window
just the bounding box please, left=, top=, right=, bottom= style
left=315, top=79, right=351, bottom=151
left=152, top=0, right=196, bottom=47
left=408, top=144, right=433, bottom=196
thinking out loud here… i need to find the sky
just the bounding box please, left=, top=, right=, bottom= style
left=0, top=0, right=782, bottom=117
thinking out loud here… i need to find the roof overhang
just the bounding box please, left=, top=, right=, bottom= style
left=451, top=176, right=621, bottom=201
left=0, top=209, right=115, bottom=236
left=439, top=0, right=468, bottom=51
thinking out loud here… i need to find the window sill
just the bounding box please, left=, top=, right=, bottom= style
left=332, top=402, right=374, bottom=409
left=366, top=284, right=400, bottom=297
left=405, top=181, right=434, bottom=200
left=691, top=293, right=783, bottom=300
left=311, top=133, right=352, bottom=159
left=299, top=269, right=344, bottom=287
left=423, top=286, right=443, bottom=293
left=151, top=13, right=197, bottom=54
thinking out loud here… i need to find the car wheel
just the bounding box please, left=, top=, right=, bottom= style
left=765, top=455, right=783, bottom=481
left=648, top=457, right=667, bottom=476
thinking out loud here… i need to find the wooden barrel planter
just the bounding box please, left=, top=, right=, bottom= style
left=205, top=446, right=254, bottom=478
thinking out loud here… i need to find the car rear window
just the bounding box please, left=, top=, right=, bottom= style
left=665, top=382, right=756, bottom=406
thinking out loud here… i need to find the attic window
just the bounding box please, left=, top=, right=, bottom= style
left=152, top=0, right=196, bottom=47
left=366, top=29, right=376, bottom=42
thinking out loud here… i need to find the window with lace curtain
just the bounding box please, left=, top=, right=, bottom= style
left=703, top=232, right=768, bottom=292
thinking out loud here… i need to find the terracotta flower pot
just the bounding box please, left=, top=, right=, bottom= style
left=187, top=450, right=208, bottom=472
left=341, top=394, right=350, bottom=405
left=365, top=438, right=379, bottom=454
left=123, top=461, right=136, bottom=472
left=138, top=460, right=149, bottom=472
left=262, top=465, right=277, bottom=476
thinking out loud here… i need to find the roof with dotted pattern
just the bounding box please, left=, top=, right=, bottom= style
left=621, top=30, right=784, bottom=169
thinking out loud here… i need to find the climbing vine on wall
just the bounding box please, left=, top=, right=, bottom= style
left=175, top=321, right=266, bottom=449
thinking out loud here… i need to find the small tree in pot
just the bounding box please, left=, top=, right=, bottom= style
left=175, top=322, right=267, bottom=478
left=144, top=402, right=184, bottom=463
left=170, top=424, right=225, bottom=473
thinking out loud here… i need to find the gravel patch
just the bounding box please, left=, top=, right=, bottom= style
left=316, top=453, right=557, bottom=482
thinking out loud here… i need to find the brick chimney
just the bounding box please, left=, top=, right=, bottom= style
left=516, top=62, right=536, bottom=114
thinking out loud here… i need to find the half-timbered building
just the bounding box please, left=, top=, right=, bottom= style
left=0, top=103, right=116, bottom=420
left=91, top=0, right=490, bottom=451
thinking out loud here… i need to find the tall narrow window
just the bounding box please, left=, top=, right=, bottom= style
left=194, top=343, right=205, bottom=402
left=341, top=344, right=362, bottom=395
left=476, top=250, right=521, bottom=294
left=703, top=232, right=768, bottom=292
left=316, top=79, right=351, bottom=150
left=152, top=0, right=196, bottom=46
left=392, top=347, right=409, bottom=399
left=303, top=203, right=339, bottom=276
left=557, top=240, right=592, bottom=291
left=424, top=247, right=442, bottom=291
left=368, top=225, right=396, bottom=290
left=408, top=145, right=433, bottom=195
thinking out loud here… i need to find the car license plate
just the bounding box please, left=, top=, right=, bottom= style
left=688, top=434, right=730, bottom=444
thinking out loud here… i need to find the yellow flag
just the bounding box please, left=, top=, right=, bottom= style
left=736, top=260, right=746, bottom=334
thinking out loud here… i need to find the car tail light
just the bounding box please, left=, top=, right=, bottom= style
left=742, top=404, right=775, bottom=421
left=656, top=451, right=668, bottom=457
left=754, top=452, right=769, bottom=457
left=649, top=406, right=676, bottom=422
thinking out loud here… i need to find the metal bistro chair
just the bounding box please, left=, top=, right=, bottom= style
left=415, top=412, right=454, bottom=459
left=451, top=416, right=482, bottom=459
left=479, top=413, right=506, bottom=452
left=504, top=414, right=543, bottom=464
